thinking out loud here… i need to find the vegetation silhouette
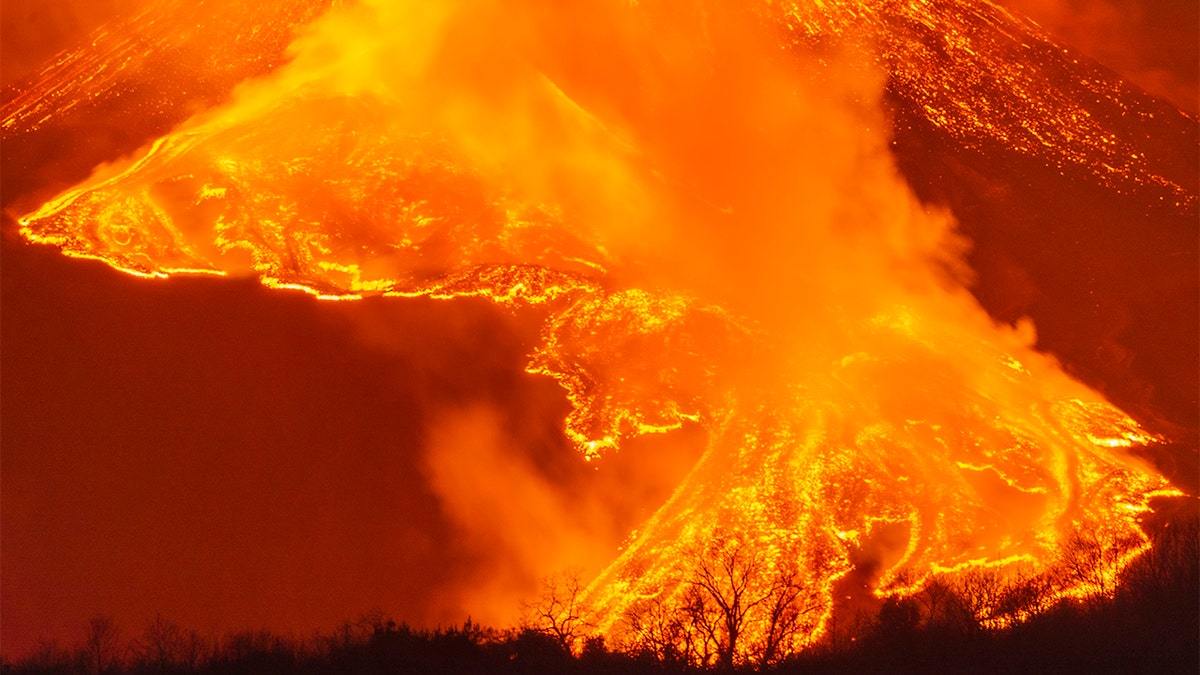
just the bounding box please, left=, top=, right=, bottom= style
left=5, top=508, right=1195, bottom=675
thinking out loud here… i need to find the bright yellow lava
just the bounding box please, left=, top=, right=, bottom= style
left=9, top=0, right=1188, bottom=666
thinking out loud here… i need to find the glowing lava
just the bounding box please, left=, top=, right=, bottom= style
left=8, top=0, right=1188, bottom=665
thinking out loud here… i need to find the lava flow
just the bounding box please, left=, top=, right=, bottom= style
left=7, top=0, right=1190, bottom=666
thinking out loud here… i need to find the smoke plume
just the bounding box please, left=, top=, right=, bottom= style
left=8, top=0, right=1182, bottom=654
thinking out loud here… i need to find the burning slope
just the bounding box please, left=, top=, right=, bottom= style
left=7, top=0, right=1190, bottom=664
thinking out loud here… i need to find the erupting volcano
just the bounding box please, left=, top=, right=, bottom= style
left=3, top=0, right=1195, bottom=667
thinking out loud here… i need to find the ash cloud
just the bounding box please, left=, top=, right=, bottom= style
left=165, top=0, right=1158, bottom=622
left=3, top=0, right=1186, bottom=656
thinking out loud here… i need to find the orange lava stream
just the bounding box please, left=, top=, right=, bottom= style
left=11, top=0, right=1187, bottom=664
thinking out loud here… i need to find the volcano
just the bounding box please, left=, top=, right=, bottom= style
left=2, top=0, right=1195, bottom=666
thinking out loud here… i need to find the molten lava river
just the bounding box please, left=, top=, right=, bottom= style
left=6, top=0, right=1190, bottom=665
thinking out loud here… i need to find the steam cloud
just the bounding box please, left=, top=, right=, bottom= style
left=12, top=0, right=1179, bottom=645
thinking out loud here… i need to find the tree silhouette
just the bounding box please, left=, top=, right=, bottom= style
left=751, top=560, right=823, bottom=665
left=1056, top=528, right=1116, bottom=596
left=520, top=567, right=592, bottom=653
left=624, top=592, right=696, bottom=664
left=951, top=568, right=1006, bottom=629
left=81, top=616, right=121, bottom=675
left=624, top=535, right=823, bottom=667
left=131, top=614, right=183, bottom=670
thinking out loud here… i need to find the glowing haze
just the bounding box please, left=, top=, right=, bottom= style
left=8, top=0, right=1187, bottom=663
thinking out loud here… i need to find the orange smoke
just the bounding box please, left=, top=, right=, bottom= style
left=8, top=0, right=1188, bottom=662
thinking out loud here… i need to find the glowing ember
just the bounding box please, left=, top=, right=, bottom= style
left=8, top=0, right=1187, bottom=665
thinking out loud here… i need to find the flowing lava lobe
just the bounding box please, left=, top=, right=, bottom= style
left=7, top=0, right=1190, bottom=664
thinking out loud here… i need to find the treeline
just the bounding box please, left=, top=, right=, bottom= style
left=787, top=510, right=1199, bottom=674
left=5, top=512, right=1195, bottom=675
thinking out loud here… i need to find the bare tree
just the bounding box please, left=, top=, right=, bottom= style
left=132, top=614, right=184, bottom=670
left=221, top=628, right=303, bottom=666
left=26, top=639, right=73, bottom=672
left=625, top=593, right=701, bottom=664
left=1055, top=527, right=1128, bottom=598
left=82, top=615, right=122, bottom=675
left=915, top=576, right=952, bottom=622
left=684, top=537, right=767, bottom=667
left=756, top=561, right=824, bottom=665
left=178, top=628, right=211, bottom=670
left=321, top=609, right=393, bottom=652
left=521, top=567, right=592, bottom=653
left=355, top=608, right=396, bottom=637
left=994, top=568, right=1054, bottom=620
left=1121, top=515, right=1200, bottom=603
left=628, top=533, right=825, bottom=662
left=952, top=568, right=1006, bottom=629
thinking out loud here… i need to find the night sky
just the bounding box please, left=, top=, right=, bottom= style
left=2, top=0, right=1196, bottom=659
